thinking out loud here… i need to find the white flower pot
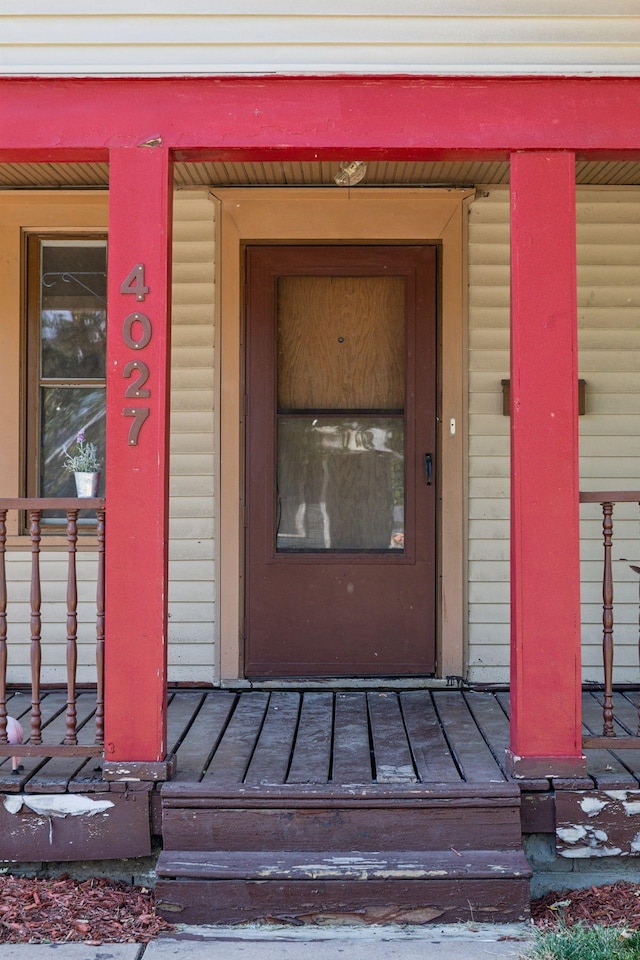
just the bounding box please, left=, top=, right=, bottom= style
left=74, top=472, right=100, bottom=498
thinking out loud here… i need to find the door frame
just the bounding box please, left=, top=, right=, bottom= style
left=212, top=186, right=474, bottom=682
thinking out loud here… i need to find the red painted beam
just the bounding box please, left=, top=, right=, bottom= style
left=1, top=76, right=640, bottom=161
left=507, top=151, right=585, bottom=778
left=104, top=146, right=173, bottom=764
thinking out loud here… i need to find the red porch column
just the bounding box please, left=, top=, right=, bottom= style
left=104, top=145, right=174, bottom=778
left=507, top=151, right=586, bottom=778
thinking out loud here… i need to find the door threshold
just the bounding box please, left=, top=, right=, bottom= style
left=219, top=676, right=454, bottom=691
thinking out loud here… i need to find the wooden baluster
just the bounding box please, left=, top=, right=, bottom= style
left=95, top=507, right=105, bottom=746
left=0, top=509, right=7, bottom=745
left=64, top=509, right=78, bottom=745
left=602, top=501, right=615, bottom=737
left=29, top=509, right=42, bottom=744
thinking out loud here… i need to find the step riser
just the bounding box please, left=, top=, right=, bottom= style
left=162, top=804, right=523, bottom=852
left=156, top=877, right=530, bottom=925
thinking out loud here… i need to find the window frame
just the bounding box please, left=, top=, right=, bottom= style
left=22, top=231, right=108, bottom=525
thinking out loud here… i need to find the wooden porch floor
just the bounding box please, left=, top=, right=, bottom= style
left=3, top=686, right=640, bottom=794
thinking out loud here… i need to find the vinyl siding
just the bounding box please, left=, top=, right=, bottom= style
left=2, top=4, right=640, bottom=76
left=4, top=189, right=217, bottom=685
left=468, top=186, right=640, bottom=684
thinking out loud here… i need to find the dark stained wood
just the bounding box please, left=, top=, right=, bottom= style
left=432, top=691, right=506, bottom=782
left=0, top=498, right=105, bottom=510
left=161, top=797, right=523, bottom=854
left=0, top=790, right=151, bottom=863
left=331, top=692, right=372, bottom=785
left=156, top=873, right=530, bottom=926
left=556, top=789, right=640, bottom=859
left=367, top=691, right=416, bottom=783
left=0, top=690, right=68, bottom=792
left=65, top=509, right=79, bottom=745
left=23, top=693, right=100, bottom=793
left=244, top=691, right=300, bottom=785
left=287, top=691, right=333, bottom=784
left=520, top=792, right=555, bottom=833
left=601, top=501, right=615, bottom=736
left=29, top=509, right=42, bottom=744
left=580, top=492, right=640, bottom=503
left=245, top=245, right=438, bottom=677
left=581, top=691, right=640, bottom=787
left=462, top=691, right=511, bottom=779
left=201, top=691, right=269, bottom=783
left=172, top=690, right=236, bottom=782
left=399, top=690, right=461, bottom=782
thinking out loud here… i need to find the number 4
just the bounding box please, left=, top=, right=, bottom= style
left=120, top=263, right=149, bottom=301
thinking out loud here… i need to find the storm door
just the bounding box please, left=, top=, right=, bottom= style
left=244, top=245, right=437, bottom=677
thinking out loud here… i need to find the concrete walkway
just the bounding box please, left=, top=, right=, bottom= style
left=0, top=924, right=534, bottom=959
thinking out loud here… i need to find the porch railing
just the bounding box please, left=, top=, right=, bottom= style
left=0, top=498, right=105, bottom=759
left=580, top=491, right=640, bottom=749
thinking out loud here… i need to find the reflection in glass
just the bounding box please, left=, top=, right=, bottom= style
left=40, top=242, right=107, bottom=380
left=277, top=417, right=404, bottom=552
left=40, top=387, right=106, bottom=500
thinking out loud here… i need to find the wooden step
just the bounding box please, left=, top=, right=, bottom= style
left=161, top=782, right=524, bottom=853
left=156, top=848, right=531, bottom=924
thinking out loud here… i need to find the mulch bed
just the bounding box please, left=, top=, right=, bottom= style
left=0, top=874, right=175, bottom=944
left=532, top=881, right=640, bottom=929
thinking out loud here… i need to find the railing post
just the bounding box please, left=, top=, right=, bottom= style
left=64, top=509, right=79, bottom=745
left=601, top=502, right=615, bottom=737
left=29, top=508, right=42, bottom=745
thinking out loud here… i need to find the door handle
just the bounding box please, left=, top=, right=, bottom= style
left=424, top=453, right=433, bottom=486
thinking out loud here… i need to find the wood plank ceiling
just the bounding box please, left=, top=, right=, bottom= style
left=2, top=160, right=640, bottom=189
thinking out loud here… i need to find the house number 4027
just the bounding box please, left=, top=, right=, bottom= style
left=120, top=263, right=152, bottom=446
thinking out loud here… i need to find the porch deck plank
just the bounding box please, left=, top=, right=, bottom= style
left=166, top=691, right=207, bottom=755
left=24, top=692, right=101, bottom=793
left=244, top=692, right=301, bottom=786
left=399, top=690, right=462, bottom=783
left=0, top=691, right=69, bottom=792
left=201, top=691, right=270, bottom=784
left=367, top=692, right=416, bottom=783
left=173, top=690, right=237, bottom=783
left=286, top=692, right=334, bottom=784
left=462, top=691, right=510, bottom=780
left=331, top=692, right=373, bottom=785
left=580, top=692, right=638, bottom=788
left=432, top=691, right=506, bottom=783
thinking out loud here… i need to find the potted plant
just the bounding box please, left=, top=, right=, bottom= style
left=63, top=430, right=102, bottom=497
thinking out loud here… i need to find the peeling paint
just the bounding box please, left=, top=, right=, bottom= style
left=560, top=845, right=622, bottom=858
left=579, top=797, right=607, bottom=817
left=557, top=825, right=587, bottom=844
left=3, top=795, right=113, bottom=818
left=604, top=791, right=630, bottom=801
left=623, top=801, right=640, bottom=816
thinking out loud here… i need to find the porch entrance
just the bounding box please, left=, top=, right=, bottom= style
left=244, top=245, right=437, bottom=677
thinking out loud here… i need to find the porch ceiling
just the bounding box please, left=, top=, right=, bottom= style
left=3, top=159, right=640, bottom=189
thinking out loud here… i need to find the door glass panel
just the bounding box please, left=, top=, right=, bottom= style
left=276, top=274, right=407, bottom=554
left=277, top=416, right=404, bottom=552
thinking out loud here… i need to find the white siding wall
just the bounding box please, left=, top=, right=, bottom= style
left=168, top=190, right=216, bottom=683
left=5, top=189, right=217, bottom=685
left=468, top=186, right=640, bottom=684
left=2, top=3, right=640, bottom=77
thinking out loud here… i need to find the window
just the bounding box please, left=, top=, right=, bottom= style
left=24, top=236, right=107, bottom=508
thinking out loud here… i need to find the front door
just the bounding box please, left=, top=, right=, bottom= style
left=244, top=245, right=437, bottom=677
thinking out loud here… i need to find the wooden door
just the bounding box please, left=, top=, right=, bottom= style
left=245, top=245, right=437, bottom=677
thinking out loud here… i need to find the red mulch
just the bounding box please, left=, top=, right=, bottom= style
left=532, top=881, right=640, bottom=929
left=0, top=874, right=175, bottom=944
